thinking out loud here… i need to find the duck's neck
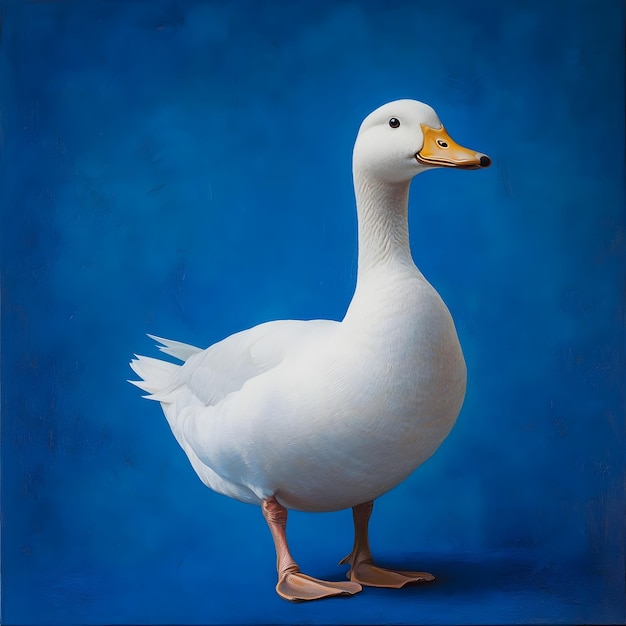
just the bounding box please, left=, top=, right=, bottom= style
left=353, top=171, right=415, bottom=280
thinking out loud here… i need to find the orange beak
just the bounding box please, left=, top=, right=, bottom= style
left=416, top=124, right=491, bottom=170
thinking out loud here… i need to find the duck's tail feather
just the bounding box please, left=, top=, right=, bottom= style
left=129, top=335, right=203, bottom=401
left=128, top=354, right=179, bottom=400
left=147, top=334, right=202, bottom=362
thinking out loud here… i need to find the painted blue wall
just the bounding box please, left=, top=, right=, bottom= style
left=1, top=1, right=624, bottom=624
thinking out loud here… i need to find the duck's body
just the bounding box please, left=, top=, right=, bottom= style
left=131, top=99, right=489, bottom=601
left=142, top=268, right=464, bottom=513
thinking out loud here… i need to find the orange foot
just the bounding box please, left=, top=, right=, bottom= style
left=276, top=571, right=362, bottom=602
left=339, top=555, right=434, bottom=588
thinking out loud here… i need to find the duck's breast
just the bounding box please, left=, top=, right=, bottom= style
left=257, top=273, right=467, bottom=511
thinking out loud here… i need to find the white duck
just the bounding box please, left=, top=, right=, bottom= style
left=130, top=99, right=490, bottom=602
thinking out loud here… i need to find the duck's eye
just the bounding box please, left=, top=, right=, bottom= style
left=388, top=118, right=400, bottom=128
left=436, top=139, right=449, bottom=148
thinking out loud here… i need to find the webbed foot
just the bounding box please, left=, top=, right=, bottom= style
left=340, top=500, right=435, bottom=589
left=277, top=570, right=362, bottom=602
left=339, top=554, right=434, bottom=588
left=262, top=496, right=361, bottom=602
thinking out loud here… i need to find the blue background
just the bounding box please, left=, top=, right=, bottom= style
left=1, top=1, right=624, bottom=624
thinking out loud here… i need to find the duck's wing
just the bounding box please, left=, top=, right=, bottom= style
left=134, top=319, right=337, bottom=407
left=131, top=318, right=339, bottom=502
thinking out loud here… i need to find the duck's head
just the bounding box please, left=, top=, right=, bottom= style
left=353, top=99, right=491, bottom=184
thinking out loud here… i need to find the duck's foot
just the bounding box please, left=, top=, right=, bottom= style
left=339, top=555, right=434, bottom=588
left=277, top=571, right=362, bottom=602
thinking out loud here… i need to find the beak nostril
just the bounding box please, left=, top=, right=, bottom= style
left=479, top=155, right=492, bottom=168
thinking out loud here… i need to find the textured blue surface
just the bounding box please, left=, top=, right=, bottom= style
left=1, top=1, right=624, bottom=624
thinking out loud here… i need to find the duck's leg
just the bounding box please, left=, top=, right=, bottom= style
left=262, top=496, right=362, bottom=602
left=339, top=500, right=435, bottom=588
